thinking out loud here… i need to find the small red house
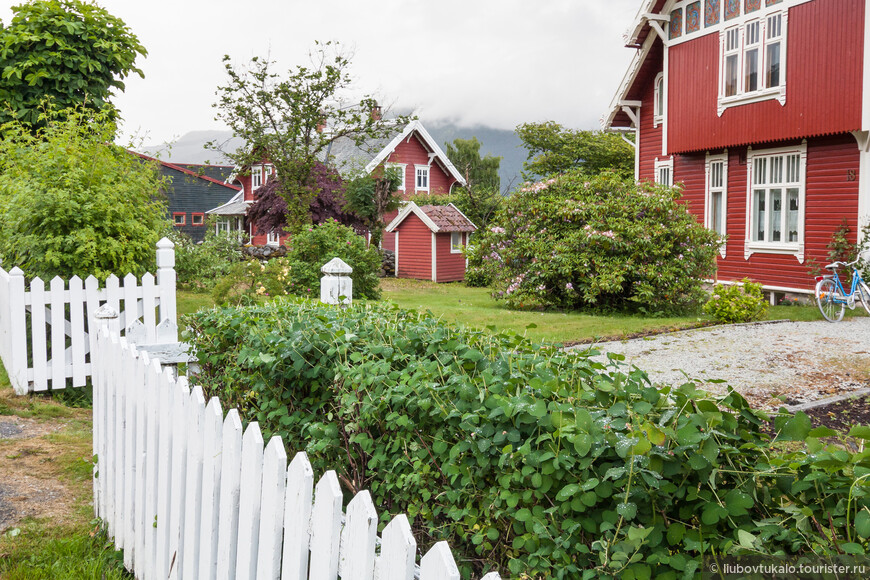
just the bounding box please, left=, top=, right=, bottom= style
left=604, top=0, right=870, bottom=298
left=385, top=202, right=477, bottom=282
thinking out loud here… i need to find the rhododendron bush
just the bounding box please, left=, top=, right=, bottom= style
left=465, top=171, right=720, bottom=310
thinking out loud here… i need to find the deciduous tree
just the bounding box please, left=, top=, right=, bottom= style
left=211, top=42, right=408, bottom=232
left=516, top=121, right=634, bottom=180
left=0, top=0, right=146, bottom=130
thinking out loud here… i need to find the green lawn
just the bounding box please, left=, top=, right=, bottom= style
left=178, top=280, right=863, bottom=345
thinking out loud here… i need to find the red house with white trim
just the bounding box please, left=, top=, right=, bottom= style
left=208, top=120, right=466, bottom=250
left=604, top=0, right=870, bottom=297
left=385, top=202, right=477, bottom=282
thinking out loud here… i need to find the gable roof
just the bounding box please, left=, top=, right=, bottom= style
left=131, top=152, right=241, bottom=192
left=363, top=120, right=466, bottom=186
left=175, top=163, right=235, bottom=183
left=385, top=202, right=477, bottom=233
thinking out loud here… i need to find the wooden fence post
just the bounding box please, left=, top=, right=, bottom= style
left=320, top=257, right=353, bottom=305
left=7, top=267, right=27, bottom=395
left=156, top=237, right=177, bottom=341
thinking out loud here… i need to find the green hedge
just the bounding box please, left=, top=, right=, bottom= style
left=185, top=300, right=870, bottom=578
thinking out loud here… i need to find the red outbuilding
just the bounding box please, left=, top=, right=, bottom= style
left=604, top=0, right=870, bottom=300
left=385, top=202, right=477, bottom=282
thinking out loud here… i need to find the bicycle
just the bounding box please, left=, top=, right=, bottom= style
left=814, top=251, right=870, bottom=322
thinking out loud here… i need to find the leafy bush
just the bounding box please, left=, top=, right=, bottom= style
left=211, top=257, right=295, bottom=303
left=169, top=226, right=245, bottom=290
left=0, top=106, right=168, bottom=280
left=466, top=171, right=720, bottom=311
left=185, top=300, right=870, bottom=579
left=284, top=219, right=381, bottom=300
left=703, top=278, right=768, bottom=323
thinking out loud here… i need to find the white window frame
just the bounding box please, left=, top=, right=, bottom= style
left=251, top=164, right=274, bottom=191
left=705, top=152, right=728, bottom=258
left=415, top=165, right=430, bottom=192
left=266, top=230, right=279, bottom=246
left=216, top=218, right=230, bottom=233
left=386, top=163, right=406, bottom=190
left=654, top=157, right=674, bottom=187
left=653, top=72, right=664, bottom=128
left=450, top=232, right=463, bottom=254
left=743, top=142, right=807, bottom=263
left=717, top=10, right=787, bottom=115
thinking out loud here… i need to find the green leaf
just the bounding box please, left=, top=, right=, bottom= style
left=573, top=433, right=593, bottom=456
left=777, top=412, right=812, bottom=441
left=856, top=510, right=870, bottom=538
left=515, top=508, right=532, bottom=522
left=849, top=425, right=870, bottom=440
left=808, top=426, right=838, bottom=438
left=841, top=543, right=865, bottom=555
left=724, top=490, right=753, bottom=516
left=556, top=483, right=581, bottom=501
left=667, top=523, right=686, bottom=546
left=736, top=529, right=756, bottom=548
left=617, top=502, right=637, bottom=520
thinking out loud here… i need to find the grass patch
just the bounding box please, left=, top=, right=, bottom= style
left=178, top=289, right=219, bottom=318
left=380, top=278, right=713, bottom=343
left=0, top=521, right=130, bottom=580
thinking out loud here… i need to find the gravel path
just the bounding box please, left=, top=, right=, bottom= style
left=569, top=317, right=870, bottom=410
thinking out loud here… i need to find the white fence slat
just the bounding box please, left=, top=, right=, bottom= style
left=256, top=437, right=287, bottom=580
left=30, top=278, right=48, bottom=392
left=167, top=377, right=190, bottom=580
left=91, top=327, right=102, bottom=521
left=123, top=272, right=138, bottom=331
left=155, top=368, right=175, bottom=580
left=309, top=470, right=343, bottom=580
left=7, top=268, right=27, bottom=394
left=375, top=514, right=416, bottom=580
left=105, top=334, right=120, bottom=539
left=281, top=452, right=314, bottom=580
left=235, top=422, right=265, bottom=580
left=143, top=357, right=163, bottom=580
left=132, top=350, right=149, bottom=573
left=419, top=542, right=460, bottom=580
left=69, top=276, right=86, bottom=387
left=49, top=277, right=66, bottom=389
left=85, top=275, right=100, bottom=362
left=141, top=272, right=157, bottom=343
left=106, top=275, right=122, bottom=337
left=182, top=385, right=206, bottom=580
left=122, top=340, right=138, bottom=569
left=339, top=490, right=378, bottom=580
left=216, top=409, right=243, bottom=580
left=156, top=238, right=177, bottom=336
left=480, top=572, right=502, bottom=579
left=198, top=397, right=224, bottom=580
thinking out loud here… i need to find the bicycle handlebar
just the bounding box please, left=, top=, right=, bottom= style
left=825, top=259, right=861, bottom=270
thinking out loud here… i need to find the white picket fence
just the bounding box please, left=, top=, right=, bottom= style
left=0, top=239, right=177, bottom=394
left=92, top=325, right=501, bottom=580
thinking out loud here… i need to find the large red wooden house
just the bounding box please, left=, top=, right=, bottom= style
left=604, top=0, right=870, bottom=297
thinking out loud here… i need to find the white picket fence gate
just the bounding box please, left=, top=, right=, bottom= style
left=0, top=239, right=177, bottom=394
left=92, top=325, right=501, bottom=580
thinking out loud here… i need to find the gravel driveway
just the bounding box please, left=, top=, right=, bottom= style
left=569, top=317, right=870, bottom=410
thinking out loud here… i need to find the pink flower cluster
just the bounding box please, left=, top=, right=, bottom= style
left=506, top=273, right=526, bottom=295
left=519, top=177, right=558, bottom=194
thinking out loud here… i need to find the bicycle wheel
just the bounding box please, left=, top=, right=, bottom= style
left=859, top=282, right=870, bottom=315
left=816, top=278, right=844, bottom=322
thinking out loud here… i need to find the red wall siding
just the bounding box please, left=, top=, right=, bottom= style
left=638, top=43, right=664, bottom=181
left=668, top=0, right=864, bottom=153
left=396, top=215, right=432, bottom=280
left=435, top=233, right=467, bottom=282
left=382, top=209, right=399, bottom=252
left=388, top=134, right=456, bottom=198
left=669, top=135, right=859, bottom=291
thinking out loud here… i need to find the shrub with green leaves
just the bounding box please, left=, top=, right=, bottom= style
left=211, top=257, right=294, bottom=303
left=283, top=218, right=381, bottom=300
left=0, top=106, right=168, bottom=280
left=466, top=171, right=720, bottom=311
left=703, top=278, right=768, bottom=323
left=168, top=226, right=245, bottom=290
left=185, top=300, right=870, bottom=579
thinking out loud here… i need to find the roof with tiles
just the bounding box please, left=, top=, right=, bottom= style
left=419, top=205, right=476, bottom=232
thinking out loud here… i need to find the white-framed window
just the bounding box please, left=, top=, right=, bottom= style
left=450, top=232, right=463, bottom=254
left=386, top=163, right=406, bottom=190
left=653, top=72, right=664, bottom=127
left=718, top=11, right=786, bottom=114
left=266, top=230, right=279, bottom=246
left=654, top=157, right=673, bottom=187
left=744, top=143, right=806, bottom=262
left=705, top=152, right=728, bottom=257
left=216, top=218, right=230, bottom=233
left=415, top=165, right=429, bottom=191
left=251, top=164, right=274, bottom=190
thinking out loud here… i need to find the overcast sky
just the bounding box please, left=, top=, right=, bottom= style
left=1, top=0, right=642, bottom=146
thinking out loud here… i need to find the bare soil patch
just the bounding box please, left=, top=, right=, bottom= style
left=0, top=394, right=92, bottom=535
